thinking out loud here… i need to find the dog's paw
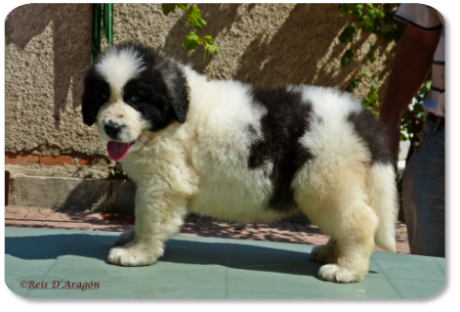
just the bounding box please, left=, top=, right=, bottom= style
left=318, top=264, right=364, bottom=283
left=107, top=245, right=161, bottom=267
left=114, top=228, right=135, bottom=247
left=310, top=244, right=338, bottom=264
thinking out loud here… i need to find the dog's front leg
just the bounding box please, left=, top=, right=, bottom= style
left=107, top=185, right=187, bottom=267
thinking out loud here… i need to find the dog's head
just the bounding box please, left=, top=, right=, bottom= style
left=81, top=42, right=189, bottom=161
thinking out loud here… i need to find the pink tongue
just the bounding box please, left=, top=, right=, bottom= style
left=107, top=141, right=130, bottom=161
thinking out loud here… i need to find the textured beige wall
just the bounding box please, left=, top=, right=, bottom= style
left=5, top=4, right=102, bottom=156
left=5, top=3, right=396, bottom=159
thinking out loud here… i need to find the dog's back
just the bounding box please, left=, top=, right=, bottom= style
left=185, top=80, right=397, bottom=256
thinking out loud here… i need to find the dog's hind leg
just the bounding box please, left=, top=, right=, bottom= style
left=297, top=170, right=379, bottom=283
left=310, top=238, right=338, bottom=264
left=305, top=197, right=378, bottom=282
left=316, top=200, right=377, bottom=283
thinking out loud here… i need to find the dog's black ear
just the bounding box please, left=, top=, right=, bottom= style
left=169, top=84, right=189, bottom=124
left=81, top=94, right=96, bottom=126
left=164, top=66, right=189, bottom=124
left=81, top=68, right=110, bottom=126
left=81, top=68, right=97, bottom=126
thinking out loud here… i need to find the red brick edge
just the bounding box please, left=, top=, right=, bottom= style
left=5, top=153, right=98, bottom=166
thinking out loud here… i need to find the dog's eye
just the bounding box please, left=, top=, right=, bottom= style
left=130, top=95, right=140, bottom=103
left=100, top=93, right=108, bottom=101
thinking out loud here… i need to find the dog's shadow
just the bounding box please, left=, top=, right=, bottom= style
left=5, top=233, right=323, bottom=277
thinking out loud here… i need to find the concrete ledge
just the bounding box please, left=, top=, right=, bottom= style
left=6, top=174, right=310, bottom=221
left=8, top=174, right=136, bottom=212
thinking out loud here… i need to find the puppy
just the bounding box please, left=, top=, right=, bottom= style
left=81, top=42, right=398, bottom=283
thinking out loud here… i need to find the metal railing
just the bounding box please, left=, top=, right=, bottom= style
left=92, top=4, right=113, bottom=63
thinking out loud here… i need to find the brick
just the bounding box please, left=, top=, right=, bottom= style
left=40, top=155, right=75, bottom=166
left=5, top=219, right=45, bottom=227
left=78, top=157, right=98, bottom=165
left=5, top=207, right=51, bottom=221
left=5, top=153, right=39, bottom=165
left=45, top=211, right=81, bottom=222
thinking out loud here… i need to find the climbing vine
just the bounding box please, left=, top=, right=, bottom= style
left=162, top=4, right=220, bottom=68
left=338, top=3, right=428, bottom=146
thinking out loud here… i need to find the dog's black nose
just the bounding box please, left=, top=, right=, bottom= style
left=105, top=122, right=122, bottom=139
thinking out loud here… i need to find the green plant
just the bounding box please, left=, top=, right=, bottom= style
left=338, top=4, right=406, bottom=114
left=338, top=4, right=431, bottom=221
left=162, top=4, right=220, bottom=69
left=338, top=3, right=428, bottom=143
left=108, top=163, right=129, bottom=180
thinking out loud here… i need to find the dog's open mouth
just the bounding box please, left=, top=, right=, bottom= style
left=107, top=141, right=135, bottom=162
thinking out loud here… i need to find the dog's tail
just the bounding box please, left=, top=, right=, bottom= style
left=367, top=162, right=398, bottom=253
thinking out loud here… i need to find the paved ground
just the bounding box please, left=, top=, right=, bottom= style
left=5, top=227, right=444, bottom=298
left=5, top=206, right=410, bottom=254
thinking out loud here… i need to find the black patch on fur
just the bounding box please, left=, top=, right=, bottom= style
left=347, top=109, right=391, bottom=165
left=81, top=42, right=189, bottom=129
left=246, top=124, right=257, bottom=137
left=81, top=68, right=111, bottom=126
left=248, top=88, right=314, bottom=214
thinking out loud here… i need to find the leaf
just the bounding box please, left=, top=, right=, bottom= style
left=200, top=35, right=220, bottom=54
left=182, top=32, right=200, bottom=51
left=338, top=26, right=357, bottom=44
left=178, top=4, right=188, bottom=12
left=341, top=49, right=355, bottom=67
left=371, top=74, right=379, bottom=91
left=368, top=9, right=377, bottom=21
left=350, top=4, right=363, bottom=18
left=186, top=4, right=207, bottom=30
left=400, top=132, right=408, bottom=141
left=374, top=8, right=384, bottom=18
left=162, top=4, right=178, bottom=16
left=338, top=3, right=349, bottom=14
left=368, top=42, right=377, bottom=63
left=205, top=42, right=220, bottom=54
left=368, top=93, right=379, bottom=107
left=373, top=18, right=385, bottom=37
left=359, top=15, right=374, bottom=32
left=202, top=35, right=213, bottom=45
left=370, top=74, right=378, bottom=92
left=424, top=80, right=432, bottom=90
left=345, top=78, right=360, bottom=92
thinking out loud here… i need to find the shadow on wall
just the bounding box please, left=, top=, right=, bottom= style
left=5, top=3, right=92, bottom=127
left=55, top=179, right=136, bottom=213
left=163, top=3, right=396, bottom=97
left=233, top=3, right=370, bottom=89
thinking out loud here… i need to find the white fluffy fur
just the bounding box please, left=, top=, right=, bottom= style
left=96, top=47, right=146, bottom=92
left=93, top=51, right=398, bottom=283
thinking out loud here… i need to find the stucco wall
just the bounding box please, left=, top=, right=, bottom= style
left=5, top=4, right=99, bottom=156
left=5, top=3, right=396, bottom=160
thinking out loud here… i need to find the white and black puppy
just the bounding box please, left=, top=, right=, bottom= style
left=81, top=42, right=398, bottom=283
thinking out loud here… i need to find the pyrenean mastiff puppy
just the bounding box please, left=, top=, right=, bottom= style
left=81, top=42, right=398, bottom=283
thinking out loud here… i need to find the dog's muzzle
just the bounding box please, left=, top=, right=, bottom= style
left=105, top=122, right=123, bottom=140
